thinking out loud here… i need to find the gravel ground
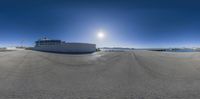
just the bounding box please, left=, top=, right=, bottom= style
left=0, top=50, right=200, bottom=99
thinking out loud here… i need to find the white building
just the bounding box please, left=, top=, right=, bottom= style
left=33, top=38, right=96, bottom=53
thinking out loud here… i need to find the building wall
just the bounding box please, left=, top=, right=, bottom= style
left=33, top=43, right=96, bottom=53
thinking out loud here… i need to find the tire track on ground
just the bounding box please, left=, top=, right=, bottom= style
left=131, top=51, right=169, bottom=79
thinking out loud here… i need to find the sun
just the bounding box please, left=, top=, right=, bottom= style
left=97, top=32, right=105, bottom=39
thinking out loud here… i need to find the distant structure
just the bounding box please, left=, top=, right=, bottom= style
left=33, top=38, right=96, bottom=53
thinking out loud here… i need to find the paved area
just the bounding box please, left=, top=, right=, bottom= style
left=0, top=50, right=200, bottom=98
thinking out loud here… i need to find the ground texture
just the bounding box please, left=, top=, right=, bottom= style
left=0, top=50, right=200, bottom=99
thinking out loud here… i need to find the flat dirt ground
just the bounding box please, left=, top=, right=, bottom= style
left=0, top=50, right=200, bottom=99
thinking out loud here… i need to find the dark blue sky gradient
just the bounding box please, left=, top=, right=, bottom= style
left=0, top=0, right=200, bottom=48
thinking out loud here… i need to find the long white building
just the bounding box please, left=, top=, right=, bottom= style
left=33, top=38, right=96, bottom=53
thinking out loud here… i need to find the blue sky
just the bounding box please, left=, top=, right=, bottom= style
left=0, top=0, right=200, bottom=48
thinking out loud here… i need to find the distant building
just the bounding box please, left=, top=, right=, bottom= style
left=33, top=38, right=96, bottom=53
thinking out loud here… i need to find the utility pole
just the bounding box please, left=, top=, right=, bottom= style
left=20, top=40, right=24, bottom=48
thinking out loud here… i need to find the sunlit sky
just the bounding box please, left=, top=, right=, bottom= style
left=0, top=0, right=200, bottom=48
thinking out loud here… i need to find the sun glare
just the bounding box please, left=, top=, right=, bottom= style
left=97, top=32, right=105, bottom=39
